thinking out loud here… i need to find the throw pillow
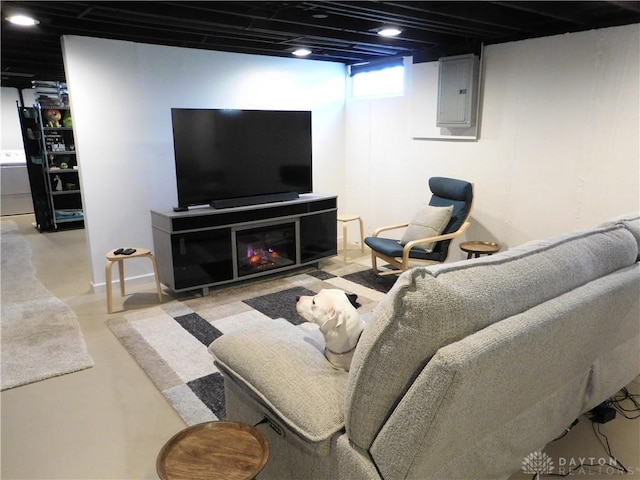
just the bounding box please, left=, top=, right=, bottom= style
left=400, top=204, right=454, bottom=252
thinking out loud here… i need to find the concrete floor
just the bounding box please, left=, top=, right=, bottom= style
left=1, top=214, right=185, bottom=479
left=1, top=213, right=638, bottom=479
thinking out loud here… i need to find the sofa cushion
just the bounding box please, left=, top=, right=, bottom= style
left=209, top=319, right=348, bottom=453
left=400, top=204, right=454, bottom=252
left=345, top=224, right=638, bottom=449
left=370, top=263, right=639, bottom=479
left=601, top=212, right=640, bottom=260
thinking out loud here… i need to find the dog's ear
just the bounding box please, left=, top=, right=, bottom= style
left=335, top=310, right=344, bottom=327
left=319, top=308, right=342, bottom=333
left=345, top=293, right=361, bottom=309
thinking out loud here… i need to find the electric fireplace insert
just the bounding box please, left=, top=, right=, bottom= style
left=236, top=222, right=297, bottom=277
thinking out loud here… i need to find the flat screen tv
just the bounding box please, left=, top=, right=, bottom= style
left=171, top=108, right=312, bottom=209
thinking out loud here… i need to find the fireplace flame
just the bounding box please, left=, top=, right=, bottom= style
left=247, top=245, right=280, bottom=266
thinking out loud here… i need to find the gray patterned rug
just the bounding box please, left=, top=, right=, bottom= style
left=106, top=258, right=395, bottom=425
left=1, top=221, right=94, bottom=390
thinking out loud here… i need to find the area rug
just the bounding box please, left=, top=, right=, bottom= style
left=1, top=221, right=94, bottom=391
left=106, top=258, right=396, bottom=425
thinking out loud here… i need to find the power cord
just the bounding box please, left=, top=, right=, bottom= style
left=534, top=384, right=639, bottom=478
left=542, top=422, right=628, bottom=477
left=553, top=418, right=579, bottom=441
left=608, top=387, right=640, bottom=419
left=591, top=421, right=628, bottom=474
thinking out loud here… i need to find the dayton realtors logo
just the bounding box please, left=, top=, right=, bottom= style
left=522, top=451, right=554, bottom=478
left=522, top=451, right=636, bottom=477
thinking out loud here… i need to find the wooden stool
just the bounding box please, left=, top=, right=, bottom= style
left=105, top=247, right=163, bottom=314
left=156, top=421, right=269, bottom=480
left=337, top=214, right=364, bottom=262
left=459, top=241, right=501, bottom=259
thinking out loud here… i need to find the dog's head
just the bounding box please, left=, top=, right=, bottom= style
left=296, top=289, right=360, bottom=333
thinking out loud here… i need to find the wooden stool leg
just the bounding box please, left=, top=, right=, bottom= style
left=118, top=259, right=125, bottom=296
left=358, top=217, right=364, bottom=253
left=342, top=221, right=348, bottom=262
left=105, top=260, right=114, bottom=314
left=148, top=254, right=163, bottom=304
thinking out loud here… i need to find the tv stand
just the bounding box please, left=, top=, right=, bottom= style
left=151, top=194, right=337, bottom=294
left=210, top=192, right=299, bottom=209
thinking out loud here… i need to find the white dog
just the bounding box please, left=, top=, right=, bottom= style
left=296, top=289, right=365, bottom=371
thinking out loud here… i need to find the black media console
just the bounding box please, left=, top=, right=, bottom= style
left=151, top=194, right=337, bottom=295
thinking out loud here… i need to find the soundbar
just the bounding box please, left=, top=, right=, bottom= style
left=210, top=192, right=300, bottom=209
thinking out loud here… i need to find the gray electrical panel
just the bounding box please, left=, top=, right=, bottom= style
left=436, top=54, right=479, bottom=128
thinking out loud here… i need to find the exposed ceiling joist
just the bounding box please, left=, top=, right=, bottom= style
left=2, top=1, right=638, bottom=89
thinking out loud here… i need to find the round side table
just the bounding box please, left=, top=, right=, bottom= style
left=459, top=241, right=501, bottom=259
left=157, top=421, right=269, bottom=480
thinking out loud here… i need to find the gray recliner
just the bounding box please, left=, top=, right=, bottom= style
left=209, top=216, right=640, bottom=479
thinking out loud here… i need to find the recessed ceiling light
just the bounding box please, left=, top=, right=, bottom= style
left=6, top=14, right=40, bottom=26
left=378, top=27, right=402, bottom=37
left=292, top=48, right=312, bottom=57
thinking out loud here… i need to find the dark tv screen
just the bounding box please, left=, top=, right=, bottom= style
left=171, top=108, right=312, bottom=208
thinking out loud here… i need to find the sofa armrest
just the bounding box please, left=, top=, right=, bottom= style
left=209, top=319, right=348, bottom=446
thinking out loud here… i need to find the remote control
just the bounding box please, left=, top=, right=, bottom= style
left=122, top=248, right=136, bottom=255
left=114, top=248, right=124, bottom=255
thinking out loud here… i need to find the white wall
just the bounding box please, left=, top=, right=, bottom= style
left=63, top=25, right=638, bottom=289
left=2, top=88, right=25, bottom=153
left=1, top=87, right=35, bottom=215
left=61, top=36, right=346, bottom=289
left=346, top=24, right=639, bottom=261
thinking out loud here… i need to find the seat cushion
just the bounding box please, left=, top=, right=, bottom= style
left=400, top=204, right=454, bottom=252
left=364, top=236, right=446, bottom=262
left=209, top=319, right=348, bottom=451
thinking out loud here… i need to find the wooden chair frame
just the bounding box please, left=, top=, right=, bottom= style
left=370, top=191, right=474, bottom=276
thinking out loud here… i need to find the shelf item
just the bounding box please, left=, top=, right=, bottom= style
left=151, top=194, right=338, bottom=295
left=16, top=96, right=84, bottom=232
left=55, top=209, right=84, bottom=222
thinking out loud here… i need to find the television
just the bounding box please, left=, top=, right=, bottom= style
left=171, top=108, right=312, bottom=209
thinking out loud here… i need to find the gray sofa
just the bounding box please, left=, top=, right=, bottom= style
left=209, top=213, right=640, bottom=479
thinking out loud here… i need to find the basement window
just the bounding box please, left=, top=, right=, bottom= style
left=349, top=58, right=405, bottom=98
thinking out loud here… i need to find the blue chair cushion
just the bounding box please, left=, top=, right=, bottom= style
left=364, top=236, right=447, bottom=262
left=429, top=177, right=473, bottom=202
left=365, top=177, right=473, bottom=265
left=428, top=177, right=473, bottom=257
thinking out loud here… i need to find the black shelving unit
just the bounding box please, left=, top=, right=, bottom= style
left=17, top=101, right=84, bottom=232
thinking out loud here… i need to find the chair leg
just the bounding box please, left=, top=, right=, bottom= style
left=371, top=250, right=381, bottom=275
left=117, top=259, right=125, bottom=296
left=149, top=254, right=163, bottom=304
left=358, top=217, right=364, bottom=253
left=342, top=221, right=348, bottom=262
left=105, top=260, right=114, bottom=314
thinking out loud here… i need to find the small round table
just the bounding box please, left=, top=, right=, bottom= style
left=459, top=241, right=501, bottom=259
left=156, top=421, right=269, bottom=480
